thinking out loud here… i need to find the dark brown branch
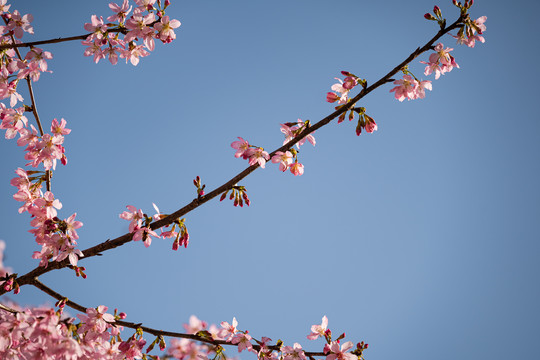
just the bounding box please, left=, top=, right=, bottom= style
left=0, top=16, right=464, bottom=296
left=0, top=28, right=128, bottom=50
left=27, top=279, right=326, bottom=356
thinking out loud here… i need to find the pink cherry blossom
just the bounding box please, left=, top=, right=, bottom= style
left=290, top=162, right=304, bottom=176
left=84, top=15, right=108, bottom=40
left=132, top=226, right=159, bottom=247
left=389, top=75, right=432, bottom=102
left=327, top=78, right=351, bottom=104
left=154, top=16, right=181, bottom=43
left=77, top=305, right=115, bottom=334
left=271, top=151, right=293, bottom=172
left=307, top=315, right=328, bottom=340
left=421, top=43, right=459, bottom=79
left=183, top=315, right=208, bottom=334
left=282, top=343, right=306, bottom=360
left=231, top=137, right=251, bottom=159
left=119, top=205, right=144, bottom=232
left=219, top=317, right=238, bottom=341
left=125, top=12, right=156, bottom=51
left=7, top=10, right=33, bottom=39
left=452, top=16, right=487, bottom=48
left=231, top=332, right=253, bottom=353
left=107, top=0, right=132, bottom=23
left=326, top=341, right=356, bottom=360
left=33, top=191, right=62, bottom=219
left=120, top=43, right=149, bottom=65
left=247, top=147, right=270, bottom=168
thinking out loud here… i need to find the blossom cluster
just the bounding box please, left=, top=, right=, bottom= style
left=9, top=151, right=84, bottom=271
left=0, top=298, right=154, bottom=359
left=390, top=3, right=486, bottom=102
left=0, top=8, right=51, bottom=108
left=231, top=119, right=315, bottom=177
left=82, top=0, right=181, bottom=65
left=326, top=71, right=361, bottom=105
left=120, top=203, right=189, bottom=250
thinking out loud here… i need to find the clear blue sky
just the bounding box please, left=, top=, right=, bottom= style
left=1, top=1, right=538, bottom=359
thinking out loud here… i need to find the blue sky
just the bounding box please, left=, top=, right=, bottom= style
left=1, top=0, right=539, bottom=359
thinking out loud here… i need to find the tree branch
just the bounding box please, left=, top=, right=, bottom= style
left=25, top=279, right=327, bottom=356
left=0, top=16, right=464, bottom=296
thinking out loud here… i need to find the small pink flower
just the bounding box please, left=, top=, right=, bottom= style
left=282, top=343, right=306, bottom=360
left=7, top=10, right=33, bottom=39
left=389, top=75, right=432, bottom=102
left=231, top=137, right=251, bottom=159
left=154, top=16, right=181, bottom=43
left=326, top=341, right=356, bottom=360
left=84, top=15, right=108, bottom=40
left=107, top=0, right=132, bottom=23
left=231, top=332, right=253, bottom=353
left=219, top=317, right=238, bottom=341
left=271, top=151, right=293, bottom=172
left=290, top=162, right=304, bottom=176
left=307, top=315, right=328, bottom=340
left=247, top=147, right=270, bottom=168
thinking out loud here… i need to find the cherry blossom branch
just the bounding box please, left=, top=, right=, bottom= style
left=26, top=279, right=327, bottom=356
left=0, top=29, right=127, bottom=50
left=0, top=14, right=465, bottom=297
left=5, top=28, right=53, bottom=191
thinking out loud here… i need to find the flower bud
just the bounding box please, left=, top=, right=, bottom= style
left=424, top=13, right=435, bottom=20
left=326, top=92, right=339, bottom=103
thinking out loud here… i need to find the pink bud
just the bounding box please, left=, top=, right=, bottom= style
left=119, top=312, right=127, bottom=319
left=326, top=92, right=339, bottom=103
left=165, top=0, right=171, bottom=6
left=424, top=13, right=434, bottom=20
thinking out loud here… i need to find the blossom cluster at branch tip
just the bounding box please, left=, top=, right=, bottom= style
left=82, top=0, right=181, bottom=65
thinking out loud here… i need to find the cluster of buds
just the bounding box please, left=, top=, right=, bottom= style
left=424, top=5, right=445, bottom=28
left=220, top=185, right=250, bottom=207
left=165, top=217, right=189, bottom=251
left=193, top=175, right=205, bottom=197
left=73, top=265, right=87, bottom=279
left=453, top=0, right=475, bottom=14
left=352, top=107, right=377, bottom=136
left=351, top=341, right=369, bottom=358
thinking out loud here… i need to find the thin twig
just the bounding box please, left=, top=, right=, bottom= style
left=28, top=279, right=326, bottom=356
left=0, top=28, right=128, bottom=51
